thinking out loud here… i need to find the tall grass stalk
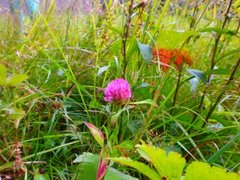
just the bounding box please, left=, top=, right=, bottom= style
left=203, top=58, right=240, bottom=126
left=192, top=0, right=234, bottom=124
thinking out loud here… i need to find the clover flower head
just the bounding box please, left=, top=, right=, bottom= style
left=104, top=78, right=131, bottom=105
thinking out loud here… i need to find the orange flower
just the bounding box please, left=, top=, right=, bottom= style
left=182, top=50, right=193, bottom=66
left=172, top=49, right=193, bottom=69
left=172, top=49, right=184, bottom=69
left=152, top=48, right=172, bottom=72
left=152, top=47, right=193, bottom=71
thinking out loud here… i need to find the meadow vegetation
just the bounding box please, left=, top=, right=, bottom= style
left=0, top=0, right=240, bottom=179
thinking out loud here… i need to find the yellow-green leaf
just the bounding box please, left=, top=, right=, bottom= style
left=7, top=107, right=25, bottom=129
left=0, top=64, right=7, bottom=85
left=110, top=157, right=160, bottom=180
left=234, top=0, right=240, bottom=15
left=185, top=162, right=240, bottom=180
left=136, top=142, right=185, bottom=180
left=84, top=122, right=104, bottom=147
left=8, top=74, right=28, bottom=86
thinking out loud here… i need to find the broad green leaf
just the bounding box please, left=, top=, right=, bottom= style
left=0, top=64, right=7, bottom=85
left=73, top=152, right=96, bottom=163
left=185, top=162, right=239, bottom=180
left=84, top=122, right=104, bottom=147
left=187, top=69, right=207, bottom=84
left=97, top=66, right=110, bottom=76
left=34, top=169, right=50, bottom=180
left=104, top=167, right=137, bottom=180
left=110, top=157, right=160, bottom=180
left=76, top=153, right=99, bottom=180
left=156, top=30, right=198, bottom=49
left=75, top=153, right=137, bottom=180
left=8, top=74, right=28, bottom=86
left=137, top=41, right=152, bottom=64
left=136, top=142, right=185, bottom=180
left=185, top=162, right=213, bottom=180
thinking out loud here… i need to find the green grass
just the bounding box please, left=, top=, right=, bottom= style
left=0, top=0, right=239, bottom=179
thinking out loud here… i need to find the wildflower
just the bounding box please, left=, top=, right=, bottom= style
left=104, top=78, right=131, bottom=105
left=152, top=48, right=172, bottom=72
left=13, top=142, right=26, bottom=177
left=172, top=49, right=193, bottom=69
left=152, top=47, right=193, bottom=71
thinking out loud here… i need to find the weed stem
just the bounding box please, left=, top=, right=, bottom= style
left=203, top=58, right=240, bottom=127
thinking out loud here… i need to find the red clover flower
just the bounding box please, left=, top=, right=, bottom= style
left=104, top=78, right=132, bottom=105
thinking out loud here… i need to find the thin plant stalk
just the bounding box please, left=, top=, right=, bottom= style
left=203, top=58, right=240, bottom=127
left=133, top=83, right=161, bottom=145
left=191, top=0, right=234, bottom=123
left=171, top=0, right=209, bottom=114
left=122, top=0, right=134, bottom=74
left=170, top=66, right=183, bottom=114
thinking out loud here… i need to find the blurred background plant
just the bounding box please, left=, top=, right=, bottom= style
left=0, top=0, right=239, bottom=179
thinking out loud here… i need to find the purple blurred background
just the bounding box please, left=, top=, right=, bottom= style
left=0, top=0, right=92, bottom=14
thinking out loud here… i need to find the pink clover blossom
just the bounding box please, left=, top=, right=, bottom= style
left=104, top=78, right=131, bottom=104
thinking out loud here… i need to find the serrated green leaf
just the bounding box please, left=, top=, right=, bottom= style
left=0, top=64, right=7, bottom=85
left=187, top=69, right=207, bottom=84
left=185, top=162, right=212, bottom=180
left=110, top=157, right=160, bottom=180
left=185, top=162, right=240, bottom=180
left=137, top=41, right=152, bottom=64
left=136, top=142, right=185, bottom=180
left=8, top=74, right=28, bottom=86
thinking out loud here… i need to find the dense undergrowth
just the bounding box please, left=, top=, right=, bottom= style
left=0, top=0, right=240, bottom=179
